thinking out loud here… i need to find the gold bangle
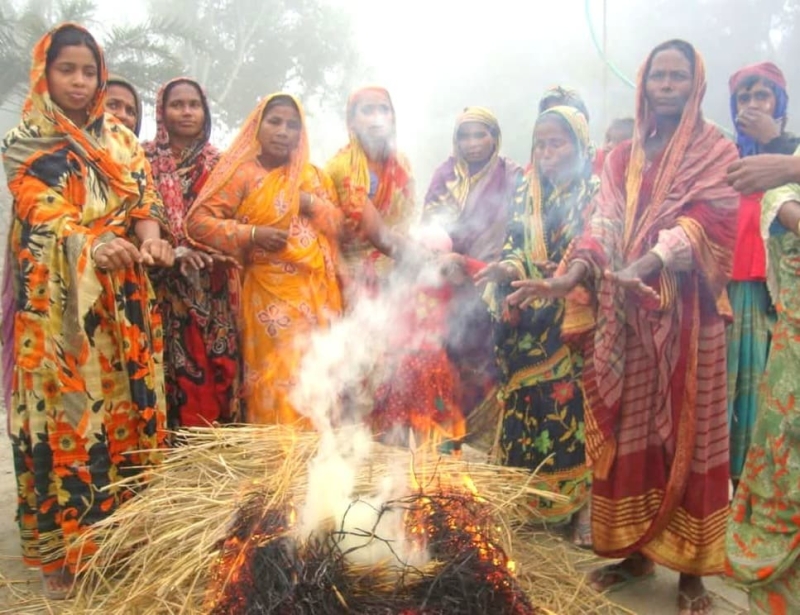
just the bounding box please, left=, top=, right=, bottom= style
left=250, top=225, right=257, bottom=245
left=796, top=218, right=800, bottom=236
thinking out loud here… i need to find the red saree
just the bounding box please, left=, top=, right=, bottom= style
left=570, top=47, right=738, bottom=575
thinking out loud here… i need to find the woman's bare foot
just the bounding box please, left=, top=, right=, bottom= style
left=571, top=502, right=592, bottom=548
left=589, top=553, right=655, bottom=592
left=678, top=574, right=713, bottom=615
left=40, top=568, right=75, bottom=600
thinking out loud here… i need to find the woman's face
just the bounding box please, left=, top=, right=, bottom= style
left=351, top=91, right=393, bottom=147
left=258, top=103, right=302, bottom=165
left=456, top=121, right=495, bottom=166
left=163, top=82, right=205, bottom=141
left=734, top=80, right=777, bottom=117
left=532, top=116, right=579, bottom=184
left=46, top=44, right=99, bottom=119
left=106, top=84, right=138, bottom=132
left=645, top=48, right=693, bottom=120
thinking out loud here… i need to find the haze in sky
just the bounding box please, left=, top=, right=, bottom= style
left=5, top=0, right=793, bottom=191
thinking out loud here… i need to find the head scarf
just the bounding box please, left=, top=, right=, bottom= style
left=538, top=86, right=590, bottom=122
left=3, top=23, right=139, bottom=202
left=447, top=106, right=501, bottom=206
left=326, top=86, right=412, bottom=224
left=728, top=62, right=789, bottom=157
left=190, top=92, right=309, bottom=231
left=524, top=106, right=594, bottom=267
left=143, top=78, right=218, bottom=245
left=107, top=74, right=143, bottom=136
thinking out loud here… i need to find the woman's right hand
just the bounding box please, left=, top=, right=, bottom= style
left=473, top=261, right=518, bottom=287
left=92, top=237, right=143, bottom=271
left=252, top=226, right=289, bottom=252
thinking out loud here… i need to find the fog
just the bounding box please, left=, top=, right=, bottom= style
left=2, top=0, right=799, bottom=194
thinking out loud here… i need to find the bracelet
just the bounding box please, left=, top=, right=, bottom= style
left=91, top=241, right=104, bottom=262
left=796, top=218, right=800, bottom=237
left=250, top=225, right=257, bottom=245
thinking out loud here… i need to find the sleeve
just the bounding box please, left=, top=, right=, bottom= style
left=762, top=132, right=800, bottom=155
left=129, top=148, right=172, bottom=242
left=303, top=166, right=343, bottom=238
left=650, top=226, right=694, bottom=271
left=185, top=164, right=253, bottom=257
left=498, top=176, right=529, bottom=280
left=761, top=181, right=800, bottom=238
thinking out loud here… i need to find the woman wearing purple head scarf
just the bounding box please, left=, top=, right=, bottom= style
left=422, top=107, right=522, bottom=443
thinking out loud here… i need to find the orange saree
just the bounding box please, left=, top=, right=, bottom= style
left=186, top=93, right=342, bottom=425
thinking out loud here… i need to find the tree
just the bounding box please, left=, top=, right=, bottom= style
left=0, top=0, right=191, bottom=111
left=149, top=0, right=360, bottom=128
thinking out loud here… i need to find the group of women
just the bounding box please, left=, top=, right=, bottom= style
left=3, top=21, right=800, bottom=615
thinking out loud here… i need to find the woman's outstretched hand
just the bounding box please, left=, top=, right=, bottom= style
left=603, top=266, right=660, bottom=303
left=507, top=275, right=575, bottom=308
left=473, top=262, right=518, bottom=287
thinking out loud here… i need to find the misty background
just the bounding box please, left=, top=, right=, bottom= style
left=1, top=0, right=799, bottom=198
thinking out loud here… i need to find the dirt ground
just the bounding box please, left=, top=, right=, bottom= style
left=0, top=412, right=750, bottom=614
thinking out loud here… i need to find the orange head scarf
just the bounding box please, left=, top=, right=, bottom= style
left=191, top=92, right=309, bottom=223
left=3, top=23, right=138, bottom=202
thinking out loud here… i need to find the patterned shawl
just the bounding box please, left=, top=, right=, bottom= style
left=107, top=74, right=143, bottom=136
left=570, top=41, right=739, bottom=477
left=143, top=78, right=219, bottom=245
left=1, top=23, right=167, bottom=421
left=423, top=107, right=521, bottom=262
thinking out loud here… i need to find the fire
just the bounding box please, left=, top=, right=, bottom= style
left=461, top=474, right=478, bottom=496
left=507, top=559, right=517, bottom=574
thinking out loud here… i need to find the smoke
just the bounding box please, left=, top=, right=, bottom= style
left=290, top=223, right=454, bottom=569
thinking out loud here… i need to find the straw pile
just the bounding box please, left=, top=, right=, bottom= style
left=43, top=426, right=621, bottom=614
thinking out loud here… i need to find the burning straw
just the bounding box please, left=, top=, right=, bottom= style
left=49, top=426, right=623, bottom=614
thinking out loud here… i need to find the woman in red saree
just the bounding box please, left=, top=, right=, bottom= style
left=507, top=40, right=738, bottom=614
left=143, top=78, right=240, bottom=429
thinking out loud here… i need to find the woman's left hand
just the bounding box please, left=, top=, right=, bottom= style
left=140, top=238, right=175, bottom=267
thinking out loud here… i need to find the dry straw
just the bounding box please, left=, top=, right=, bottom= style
left=5, top=426, right=624, bottom=614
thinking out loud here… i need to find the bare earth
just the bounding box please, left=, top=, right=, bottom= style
left=0, top=411, right=749, bottom=614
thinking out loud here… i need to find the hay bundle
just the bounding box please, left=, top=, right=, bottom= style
left=60, top=426, right=619, bottom=614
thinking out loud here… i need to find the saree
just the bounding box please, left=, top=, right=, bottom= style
left=143, top=79, right=239, bottom=429
left=492, top=106, right=598, bottom=521
left=2, top=23, right=167, bottom=573
left=325, top=87, right=415, bottom=296
left=569, top=44, right=738, bottom=574
left=726, top=63, right=789, bottom=480
left=423, top=107, right=522, bottom=424
left=186, top=93, right=342, bottom=426
left=726, top=171, right=800, bottom=614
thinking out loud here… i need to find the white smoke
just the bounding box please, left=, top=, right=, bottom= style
left=290, top=223, right=453, bottom=569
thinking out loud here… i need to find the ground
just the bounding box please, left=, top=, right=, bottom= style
left=0, top=414, right=750, bottom=614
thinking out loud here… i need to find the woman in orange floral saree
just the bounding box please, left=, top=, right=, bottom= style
left=2, top=24, right=172, bottom=598
left=186, top=93, right=342, bottom=425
